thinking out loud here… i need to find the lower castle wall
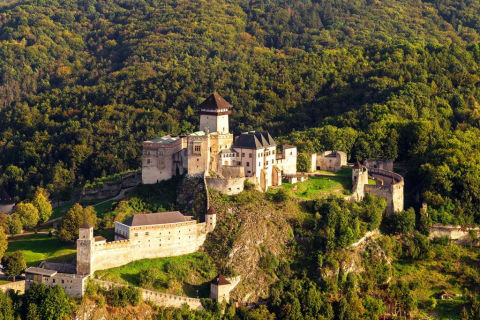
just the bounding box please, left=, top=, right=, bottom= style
left=0, top=280, right=25, bottom=294
left=92, top=223, right=207, bottom=272
left=94, top=279, right=203, bottom=310
left=206, top=177, right=244, bottom=195
left=429, top=224, right=480, bottom=246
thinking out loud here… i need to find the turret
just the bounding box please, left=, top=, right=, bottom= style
left=205, top=207, right=217, bottom=233
left=199, top=92, right=232, bottom=134
left=352, top=161, right=368, bottom=200
left=76, top=222, right=94, bottom=275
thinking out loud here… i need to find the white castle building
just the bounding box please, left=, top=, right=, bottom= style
left=142, top=93, right=297, bottom=191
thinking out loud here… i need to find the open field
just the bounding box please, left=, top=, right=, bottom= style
left=95, top=252, right=217, bottom=298
left=274, top=168, right=353, bottom=200
left=6, top=234, right=76, bottom=267
left=394, top=243, right=480, bottom=319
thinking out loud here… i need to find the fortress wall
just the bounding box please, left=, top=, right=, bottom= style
left=92, top=223, right=208, bottom=272
left=94, top=279, right=203, bottom=310
left=365, top=159, right=394, bottom=172
left=429, top=224, right=480, bottom=246
left=0, top=280, right=25, bottom=294
left=364, top=167, right=404, bottom=213
left=206, top=177, right=244, bottom=195
left=365, top=185, right=394, bottom=213
left=221, top=165, right=245, bottom=178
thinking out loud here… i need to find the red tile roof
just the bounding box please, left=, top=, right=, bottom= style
left=198, top=92, right=232, bottom=110
left=212, top=274, right=231, bottom=285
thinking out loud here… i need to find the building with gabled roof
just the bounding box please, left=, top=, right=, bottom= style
left=142, top=93, right=297, bottom=192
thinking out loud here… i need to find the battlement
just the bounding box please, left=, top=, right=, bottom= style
left=95, top=239, right=131, bottom=250
left=366, top=167, right=404, bottom=186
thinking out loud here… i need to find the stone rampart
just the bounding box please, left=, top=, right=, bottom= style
left=429, top=224, right=480, bottom=246
left=0, top=280, right=25, bottom=294
left=81, top=171, right=141, bottom=201
left=206, top=177, right=245, bottom=195
left=94, top=279, right=203, bottom=310
left=364, top=167, right=404, bottom=213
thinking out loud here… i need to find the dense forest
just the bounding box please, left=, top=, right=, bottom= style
left=0, top=0, right=480, bottom=224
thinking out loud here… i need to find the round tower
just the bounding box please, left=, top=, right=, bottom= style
left=205, top=207, right=217, bottom=233
left=76, top=222, right=94, bottom=275
left=352, top=161, right=368, bottom=200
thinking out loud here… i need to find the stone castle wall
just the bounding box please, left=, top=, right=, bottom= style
left=94, top=279, right=203, bottom=310
left=90, top=222, right=208, bottom=272
left=364, top=167, right=404, bottom=213
left=206, top=177, right=245, bottom=195
left=82, top=171, right=142, bottom=201
left=429, top=224, right=480, bottom=246
left=0, top=280, right=25, bottom=294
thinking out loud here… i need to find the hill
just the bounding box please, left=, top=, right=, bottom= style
left=0, top=0, right=479, bottom=225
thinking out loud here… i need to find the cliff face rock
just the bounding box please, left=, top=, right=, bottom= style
left=204, top=190, right=299, bottom=302
left=176, top=176, right=207, bottom=217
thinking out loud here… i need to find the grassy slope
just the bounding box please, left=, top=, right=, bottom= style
left=6, top=234, right=76, bottom=267
left=94, top=252, right=217, bottom=298
left=394, top=243, right=480, bottom=319
left=271, top=168, right=353, bottom=200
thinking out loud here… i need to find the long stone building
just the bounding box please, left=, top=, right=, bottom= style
left=77, top=210, right=216, bottom=275
left=142, top=93, right=297, bottom=192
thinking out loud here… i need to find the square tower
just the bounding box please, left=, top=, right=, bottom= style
left=199, top=92, right=232, bottom=134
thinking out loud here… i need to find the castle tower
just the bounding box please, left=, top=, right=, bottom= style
left=205, top=207, right=217, bottom=233
left=199, top=92, right=232, bottom=134
left=210, top=274, right=231, bottom=303
left=76, top=222, right=94, bottom=275
left=352, top=161, right=368, bottom=200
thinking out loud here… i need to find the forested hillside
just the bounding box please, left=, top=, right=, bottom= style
left=0, top=0, right=480, bottom=223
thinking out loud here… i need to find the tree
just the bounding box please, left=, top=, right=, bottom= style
left=13, top=203, right=39, bottom=230
left=39, top=285, right=72, bottom=320
left=0, top=227, right=7, bottom=261
left=58, top=204, right=97, bottom=242
left=0, top=290, right=14, bottom=320
left=2, top=251, right=26, bottom=281
left=6, top=214, right=23, bottom=235
left=363, top=295, right=386, bottom=319
left=32, top=188, right=53, bottom=223
left=297, top=153, right=311, bottom=172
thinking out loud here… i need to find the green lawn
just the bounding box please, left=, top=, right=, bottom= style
left=95, top=252, right=217, bottom=298
left=277, top=170, right=352, bottom=200
left=6, top=234, right=76, bottom=267
left=51, top=204, right=73, bottom=220
left=0, top=280, right=10, bottom=285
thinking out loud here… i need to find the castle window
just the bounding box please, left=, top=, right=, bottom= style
left=246, top=162, right=250, bottom=167
left=266, top=161, right=269, bottom=165
left=147, top=159, right=150, bottom=164
left=62, top=280, right=64, bottom=284
left=249, top=153, right=252, bottom=158
left=53, top=279, right=55, bottom=283
left=194, top=145, right=201, bottom=152
left=145, top=232, right=149, bottom=236
left=237, top=161, right=241, bottom=165
left=134, top=233, right=138, bottom=237
left=242, top=153, right=245, bottom=157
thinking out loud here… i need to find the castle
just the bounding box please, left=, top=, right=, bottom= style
left=24, top=208, right=217, bottom=298
left=351, top=160, right=404, bottom=213
left=142, top=93, right=297, bottom=192
left=76, top=210, right=216, bottom=276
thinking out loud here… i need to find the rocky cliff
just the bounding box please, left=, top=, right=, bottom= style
left=204, top=189, right=301, bottom=302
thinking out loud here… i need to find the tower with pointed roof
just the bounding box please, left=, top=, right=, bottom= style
left=199, top=92, right=232, bottom=134
left=76, top=223, right=94, bottom=275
